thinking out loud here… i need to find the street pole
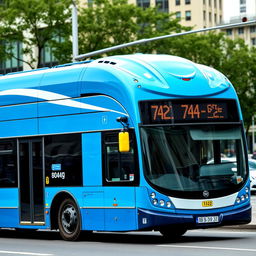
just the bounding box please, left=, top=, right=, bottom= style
left=72, top=1, right=78, bottom=62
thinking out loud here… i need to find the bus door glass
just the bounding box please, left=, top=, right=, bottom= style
left=19, top=138, right=44, bottom=225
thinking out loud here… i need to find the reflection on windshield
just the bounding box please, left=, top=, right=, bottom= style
left=141, top=125, right=247, bottom=197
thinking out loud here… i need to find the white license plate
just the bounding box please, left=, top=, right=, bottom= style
left=197, top=216, right=219, bottom=223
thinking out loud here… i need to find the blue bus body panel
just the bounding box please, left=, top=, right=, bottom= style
left=0, top=189, right=18, bottom=227
left=82, top=132, right=102, bottom=186
left=0, top=119, right=38, bottom=138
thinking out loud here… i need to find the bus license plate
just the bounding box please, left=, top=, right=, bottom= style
left=197, top=216, right=219, bottom=224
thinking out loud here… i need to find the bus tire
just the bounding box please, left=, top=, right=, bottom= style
left=58, top=198, right=81, bottom=241
left=159, top=226, right=187, bottom=240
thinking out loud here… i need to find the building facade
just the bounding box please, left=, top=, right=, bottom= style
left=221, top=0, right=256, bottom=47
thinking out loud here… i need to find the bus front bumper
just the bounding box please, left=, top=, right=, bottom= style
left=137, top=204, right=251, bottom=230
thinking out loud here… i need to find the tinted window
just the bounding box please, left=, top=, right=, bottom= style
left=45, top=134, right=82, bottom=186
left=0, top=140, right=17, bottom=187
left=103, top=130, right=139, bottom=186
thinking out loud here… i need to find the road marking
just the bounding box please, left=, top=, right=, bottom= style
left=157, top=245, right=256, bottom=252
left=0, top=251, right=53, bottom=256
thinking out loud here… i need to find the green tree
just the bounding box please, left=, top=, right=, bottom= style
left=78, top=0, right=187, bottom=56
left=0, top=0, right=72, bottom=69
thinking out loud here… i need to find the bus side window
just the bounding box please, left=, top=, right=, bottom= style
left=0, top=140, right=17, bottom=187
left=103, top=131, right=139, bottom=186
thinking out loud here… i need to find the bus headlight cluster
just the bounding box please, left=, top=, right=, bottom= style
left=236, top=189, right=249, bottom=204
left=150, top=192, right=172, bottom=208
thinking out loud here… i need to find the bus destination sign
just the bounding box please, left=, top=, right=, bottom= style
left=140, top=99, right=239, bottom=124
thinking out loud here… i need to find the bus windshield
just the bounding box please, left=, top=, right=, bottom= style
left=141, top=124, right=248, bottom=199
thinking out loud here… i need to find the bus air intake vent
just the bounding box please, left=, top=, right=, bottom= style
left=98, top=60, right=117, bottom=65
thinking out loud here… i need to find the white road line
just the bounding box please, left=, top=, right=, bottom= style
left=157, top=245, right=256, bottom=252
left=0, top=251, right=53, bottom=256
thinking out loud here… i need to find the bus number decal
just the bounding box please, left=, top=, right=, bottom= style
left=51, top=171, right=65, bottom=180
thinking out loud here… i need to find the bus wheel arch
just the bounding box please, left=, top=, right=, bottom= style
left=50, top=191, right=82, bottom=240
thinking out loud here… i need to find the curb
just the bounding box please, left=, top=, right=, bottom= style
left=218, top=224, right=256, bottom=230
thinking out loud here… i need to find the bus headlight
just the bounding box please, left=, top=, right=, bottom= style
left=159, top=200, right=165, bottom=207
left=150, top=192, right=156, bottom=199
left=166, top=201, right=172, bottom=208
left=153, top=199, right=158, bottom=205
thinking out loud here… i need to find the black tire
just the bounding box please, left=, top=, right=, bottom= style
left=159, top=226, right=187, bottom=240
left=58, top=198, right=81, bottom=241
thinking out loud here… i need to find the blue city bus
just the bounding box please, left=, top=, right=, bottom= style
left=0, top=54, right=251, bottom=240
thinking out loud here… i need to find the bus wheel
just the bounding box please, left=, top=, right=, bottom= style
left=159, top=226, right=187, bottom=240
left=58, top=198, right=81, bottom=241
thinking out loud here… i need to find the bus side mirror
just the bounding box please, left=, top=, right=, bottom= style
left=119, top=131, right=130, bottom=152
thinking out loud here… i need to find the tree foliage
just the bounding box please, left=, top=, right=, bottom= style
left=0, top=0, right=72, bottom=69
left=78, top=0, right=187, bottom=56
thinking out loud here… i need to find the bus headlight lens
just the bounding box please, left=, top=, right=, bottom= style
left=150, top=192, right=156, bottom=199
left=236, top=197, right=241, bottom=204
left=241, top=195, right=245, bottom=201
left=245, top=187, right=249, bottom=193
left=166, top=201, right=172, bottom=208
left=159, top=200, right=165, bottom=207
left=153, top=199, right=158, bottom=205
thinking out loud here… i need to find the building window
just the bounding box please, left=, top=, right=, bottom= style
left=39, top=35, right=63, bottom=68
left=176, top=0, right=180, bottom=5
left=240, top=6, right=246, bottom=13
left=185, top=0, right=191, bottom=4
left=45, top=134, right=82, bottom=187
left=39, top=44, right=59, bottom=68
left=155, top=0, right=169, bottom=12
left=209, top=12, right=212, bottom=22
left=226, top=29, right=232, bottom=35
left=0, top=41, right=23, bottom=74
left=176, top=11, right=181, bottom=19
left=209, top=0, right=211, bottom=6
left=214, top=0, right=216, bottom=7
left=219, top=0, right=222, bottom=9
left=203, top=0, right=206, bottom=4
left=0, top=140, right=17, bottom=188
left=250, top=26, right=256, bottom=33
left=103, top=131, right=139, bottom=186
left=203, top=10, right=206, bottom=21
left=137, top=0, right=150, bottom=8
left=240, top=0, right=246, bottom=4
left=252, top=38, right=256, bottom=45
left=185, top=11, right=191, bottom=21
left=238, top=27, right=244, bottom=34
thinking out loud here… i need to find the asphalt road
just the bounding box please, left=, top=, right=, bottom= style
left=0, top=229, right=256, bottom=256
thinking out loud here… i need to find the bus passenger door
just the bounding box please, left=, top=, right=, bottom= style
left=102, top=131, right=138, bottom=231
left=19, top=139, right=44, bottom=225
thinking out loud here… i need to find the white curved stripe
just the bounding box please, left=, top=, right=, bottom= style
left=0, top=88, right=128, bottom=116
left=168, top=71, right=196, bottom=79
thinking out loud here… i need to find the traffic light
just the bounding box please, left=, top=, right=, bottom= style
left=242, top=17, right=248, bottom=22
